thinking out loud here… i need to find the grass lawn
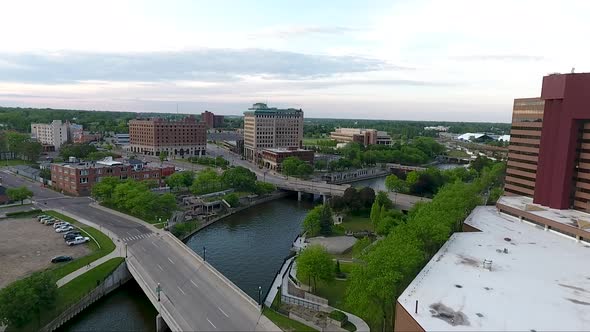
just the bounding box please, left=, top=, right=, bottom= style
left=447, top=150, right=470, bottom=158
left=0, top=159, right=34, bottom=166
left=341, top=215, right=374, bottom=232
left=43, top=211, right=116, bottom=280
left=262, top=308, right=318, bottom=332
left=314, top=279, right=350, bottom=310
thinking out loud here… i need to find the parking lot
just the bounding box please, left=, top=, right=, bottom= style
left=0, top=217, right=90, bottom=289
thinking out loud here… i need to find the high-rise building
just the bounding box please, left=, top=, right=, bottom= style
left=31, top=120, right=69, bottom=150
left=504, top=73, right=590, bottom=211
left=330, top=128, right=392, bottom=146
left=128, top=116, right=207, bottom=157
left=243, top=103, right=304, bottom=162
left=201, top=111, right=224, bottom=129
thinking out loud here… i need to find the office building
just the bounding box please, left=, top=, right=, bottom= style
left=128, top=116, right=207, bottom=158
left=31, top=120, right=69, bottom=150
left=330, top=128, right=392, bottom=146
left=115, top=133, right=130, bottom=145
left=243, top=103, right=304, bottom=162
left=51, top=157, right=175, bottom=196
left=201, top=111, right=224, bottom=129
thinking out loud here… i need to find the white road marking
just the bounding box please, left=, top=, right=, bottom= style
left=218, top=307, right=229, bottom=317
left=207, top=318, right=217, bottom=329
left=152, top=241, right=159, bottom=247
left=190, top=279, right=199, bottom=288
left=140, top=246, right=146, bottom=252
left=177, top=286, right=186, bottom=295
left=157, top=264, right=164, bottom=271
left=167, top=257, right=175, bottom=265
left=126, top=231, right=133, bottom=236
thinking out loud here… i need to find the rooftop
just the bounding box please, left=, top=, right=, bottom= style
left=262, top=148, right=313, bottom=153
left=397, top=205, right=590, bottom=331
left=245, top=103, right=302, bottom=115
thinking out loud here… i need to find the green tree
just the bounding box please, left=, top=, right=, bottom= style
left=254, top=181, right=275, bottom=195
left=375, top=191, right=393, bottom=209
left=191, top=169, right=224, bottom=195
left=39, top=168, right=51, bottom=181
left=358, top=187, right=376, bottom=209
left=7, top=186, right=33, bottom=205
left=303, top=205, right=322, bottom=236
left=159, top=151, right=169, bottom=163
left=91, top=177, right=120, bottom=204
left=59, top=143, right=97, bottom=159
left=165, top=171, right=194, bottom=191
left=385, top=174, right=407, bottom=193
left=370, top=201, right=381, bottom=229
left=281, top=157, right=301, bottom=176
left=297, top=245, right=335, bottom=292
left=319, top=204, right=333, bottom=236
left=221, top=166, right=257, bottom=191
left=0, top=272, right=57, bottom=328
left=223, top=193, right=240, bottom=207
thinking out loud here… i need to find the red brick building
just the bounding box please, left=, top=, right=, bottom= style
left=201, top=111, right=224, bottom=129
left=260, top=148, right=314, bottom=170
left=51, top=158, right=175, bottom=196
left=129, top=116, right=207, bottom=158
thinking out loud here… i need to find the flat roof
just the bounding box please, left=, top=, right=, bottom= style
left=397, top=205, right=590, bottom=331
left=498, top=195, right=590, bottom=232
left=262, top=148, right=313, bottom=153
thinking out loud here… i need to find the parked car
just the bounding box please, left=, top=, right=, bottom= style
left=63, top=230, right=81, bottom=238
left=42, top=218, right=57, bottom=224
left=66, top=236, right=90, bottom=246
left=56, top=225, right=74, bottom=233
left=51, top=255, right=73, bottom=263
left=37, top=215, right=50, bottom=221
left=45, top=220, right=55, bottom=226
left=39, top=216, right=53, bottom=223
left=53, top=222, right=70, bottom=229
left=64, top=233, right=82, bottom=241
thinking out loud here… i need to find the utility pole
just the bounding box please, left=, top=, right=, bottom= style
left=203, top=246, right=206, bottom=262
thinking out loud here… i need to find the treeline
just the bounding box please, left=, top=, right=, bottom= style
left=170, top=167, right=275, bottom=196
left=303, top=118, right=510, bottom=139
left=345, top=161, right=505, bottom=331
left=0, top=131, right=42, bottom=161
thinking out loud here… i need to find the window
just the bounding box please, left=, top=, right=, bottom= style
left=80, top=178, right=88, bottom=184
left=80, top=169, right=89, bottom=176
left=144, top=173, right=149, bottom=179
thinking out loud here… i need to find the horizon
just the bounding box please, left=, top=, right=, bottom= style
left=0, top=0, right=587, bottom=122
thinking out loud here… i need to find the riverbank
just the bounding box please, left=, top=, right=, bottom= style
left=178, top=191, right=290, bottom=241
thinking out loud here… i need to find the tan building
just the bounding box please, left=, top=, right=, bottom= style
left=243, top=103, right=303, bottom=162
left=31, top=120, right=69, bottom=150
left=330, top=128, right=392, bottom=146
left=129, top=116, right=206, bottom=158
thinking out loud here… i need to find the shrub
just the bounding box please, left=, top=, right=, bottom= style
left=329, top=310, right=347, bottom=322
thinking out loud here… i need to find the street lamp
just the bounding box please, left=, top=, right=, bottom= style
left=203, top=246, right=206, bottom=262
left=125, top=243, right=128, bottom=258
left=156, top=283, right=161, bottom=302
left=258, top=286, right=263, bottom=307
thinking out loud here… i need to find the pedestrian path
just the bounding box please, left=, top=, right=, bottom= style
left=56, top=250, right=121, bottom=287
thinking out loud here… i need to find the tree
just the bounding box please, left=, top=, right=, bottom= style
left=165, top=171, right=194, bottom=191
left=221, top=166, right=257, bottom=192
left=0, top=272, right=57, bottom=328
left=303, top=205, right=322, bottom=236
left=342, top=187, right=361, bottom=212
left=385, top=174, right=407, bottom=193
left=297, top=245, right=335, bottom=292
left=281, top=157, right=301, bottom=176
left=358, top=187, right=376, bottom=209
left=91, top=177, right=120, bottom=203
left=471, top=156, right=494, bottom=173
left=254, top=181, right=275, bottom=195
left=191, top=169, right=224, bottom=195
left=159, top=151, right=169, bottom=163
left=7, top=186, right=33, bottom=205
left=319, top=204, right=333, bottom=236
left=375, top=191, right=393, bottom=209
left=370, top=202, right=381, bottom=229
left=39, top=168, right=51, bottom=181
left=59, top=143, right=97, bottom=159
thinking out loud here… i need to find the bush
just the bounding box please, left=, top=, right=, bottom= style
left=329, top=310, right=348, bottom=322
left=5, top=209, right=42, bottom=218
left=223, top=193, right=240, bottom=207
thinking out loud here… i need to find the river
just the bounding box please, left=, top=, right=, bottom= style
left=59, top=197, right=314, bottom=331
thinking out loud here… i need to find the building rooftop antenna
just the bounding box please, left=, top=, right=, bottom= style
left=571, top=67, right=576, bottom=74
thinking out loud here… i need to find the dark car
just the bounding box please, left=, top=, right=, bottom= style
left=51, top=255, right=73, bottom=263
left=64, top=233, right=81, bottom=241
left=63, top=231, right=81, bottom=238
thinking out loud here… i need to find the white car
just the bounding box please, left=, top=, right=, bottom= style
left=66, top=236, right=90, bottom=246
left=56, top=225, right=74, bottom=233
left=53, top=222, right=70, bottom=229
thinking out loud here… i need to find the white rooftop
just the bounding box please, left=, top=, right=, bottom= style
left=397, top=205, right=590, bottom=331
left=96, top=156, right=123, bottom=166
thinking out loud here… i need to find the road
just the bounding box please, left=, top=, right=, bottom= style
left=0, top=169, right=275, bottom=331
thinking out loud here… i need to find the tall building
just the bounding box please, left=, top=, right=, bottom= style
left=330, top=128, right=392, bottom=146
left=31, top=120, right=69, bottom=150
left=128, top=116, right=207, bottom=157
left=243, top=103, right=304, bottom=162
left=504, top=73, right=590, bottom=211
left=201, top=111, right=224, bottom=128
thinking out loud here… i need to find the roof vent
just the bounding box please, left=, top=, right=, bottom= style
left=483, top=259, right=493, bottom=271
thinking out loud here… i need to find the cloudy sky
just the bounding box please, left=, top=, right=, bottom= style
left=0, top=0, right=588, bottom=122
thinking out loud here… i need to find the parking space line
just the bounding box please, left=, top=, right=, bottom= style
left=207, top=318, right=217, bottom=329
left=218, top=307, right=229, bottom=317
left=157, top=264, right=164, bottom=271
left=190, top=279, right=199, bottom=288
left=177, top=286, right=186, bottom=295
left=167, top=257, right=175, bottom=265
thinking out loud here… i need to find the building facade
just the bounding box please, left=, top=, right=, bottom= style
left=128, top=116, right=207, bottom=157
left=243, top=103, right=304, bottom=162
left=504, top=73, right=590, bottom=212
left=260, top=148, right=314, bottom=170
left=201, top=111, right=224, bottom=128
left=31, top=120, right=69, bottom=150
left=330, top=128, right=392, bottom=146
left=51, top=158, right=174, bottom=196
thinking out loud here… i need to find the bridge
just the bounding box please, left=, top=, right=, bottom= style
left=0, top=170, right=278, bottom=331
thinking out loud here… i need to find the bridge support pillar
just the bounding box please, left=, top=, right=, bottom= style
left=322, top=195, right=328, bottom=204
left=297, top=191, right=302, bottom=201
left=156, top=313, right=169, bottom=332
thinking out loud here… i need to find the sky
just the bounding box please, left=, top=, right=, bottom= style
left=0, top=0, right=588, bottom=122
